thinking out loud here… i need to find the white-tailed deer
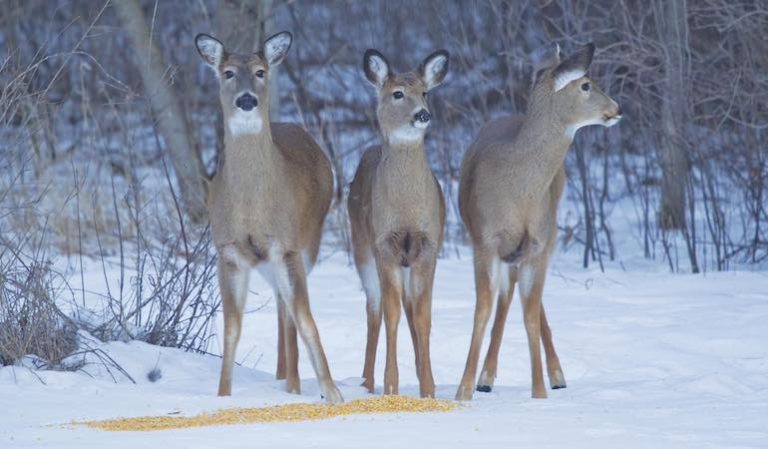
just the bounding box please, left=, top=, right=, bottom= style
left=348, top=49, right=449, bottom=398
left=195, top=31, right=343, bottom=403
left=455, top=43, right=622, bottom=400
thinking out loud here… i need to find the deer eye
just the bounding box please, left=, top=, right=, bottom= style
left=255, top=70, right=265, bottom=78
left=224, top=70, right=234, bottom=79
left=581, top=82, right=591, bottom=92
left=422, top=92, right=427, bottom=98
left=392, top=91, right=404, bottom=100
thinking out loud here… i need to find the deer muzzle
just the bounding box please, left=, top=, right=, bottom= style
left=413, top=109, right=431, bottom=129
left=235, top=93, right=258, bottom=111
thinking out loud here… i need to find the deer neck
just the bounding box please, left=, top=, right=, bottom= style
left=380, top=134, right=430, bottom=176
left=377, top=135, right=434, bottom=202
left=515, top=102, right=572, bottom=183
left=372, top=134, right=437, bottom=234
left=221, top=120, right=282, bottom=181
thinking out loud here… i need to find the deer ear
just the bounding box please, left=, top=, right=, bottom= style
left=264, top=31, right=292, bottom=66
left=552, top=43, right=595, bottom=92
left=532, top=43, right=562, bottom=85
left=195, top=34, right=225, bottom=68
left=363, top=49, right=390, bottom=88
left=420, top=50, right=449, bottom=91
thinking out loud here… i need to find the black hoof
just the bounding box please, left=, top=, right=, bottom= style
left=476, top=385, right=492, bottom=393
left=552, top=384, right=567, bottom=390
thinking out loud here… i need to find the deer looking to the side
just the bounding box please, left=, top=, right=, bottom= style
left=195, top=32, right=343, bottom=404
left=348, top=49, right=449, bottom=398
left=455, top=43, right=622, bottom=401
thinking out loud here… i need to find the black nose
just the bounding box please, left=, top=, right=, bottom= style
left=414, top=109, right=431, bottom=123
left=236, top=94, right=258, bottom=111
left=616, top=106, right=623, bottom=116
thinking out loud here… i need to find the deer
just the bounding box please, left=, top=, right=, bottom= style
left=347, top=48, right=449, bottom=398
left=455, top=43, right=622, bottom=401
left=195, top=31, right=343, bottom=404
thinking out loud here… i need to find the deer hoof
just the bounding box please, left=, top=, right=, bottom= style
left=549, top=370, right=567, bottom=390
left=322, top=386, right=344, bottom=404
left=455, top=385, right=474, bottom=401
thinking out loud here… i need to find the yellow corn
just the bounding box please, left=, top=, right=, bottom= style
left=78, top=395, right=457, bottom=432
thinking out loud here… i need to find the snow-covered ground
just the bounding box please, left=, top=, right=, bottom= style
left=2, top=250, right=767, bottom=448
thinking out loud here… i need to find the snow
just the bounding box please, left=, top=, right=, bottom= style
left=2, top=250, right=767, bottom=448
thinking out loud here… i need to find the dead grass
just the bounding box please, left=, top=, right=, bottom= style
left=0, top=247, right=78, bottom=368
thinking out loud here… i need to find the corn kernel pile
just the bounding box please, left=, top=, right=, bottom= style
left=79, top=395, right=457, bottom=432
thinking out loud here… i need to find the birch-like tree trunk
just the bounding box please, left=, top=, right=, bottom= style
left=656, top=0, right=690, bottom=230
left=115, top=0, right=208, bottom=223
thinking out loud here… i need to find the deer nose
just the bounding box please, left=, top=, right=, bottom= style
left=236, top=94, right=258, bottom=111
left=414, top=109, right=431, bottom=123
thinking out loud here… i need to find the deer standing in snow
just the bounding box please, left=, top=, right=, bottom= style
left=455, top=43, right=622, bottom=401
left=195, top=31, right=342, bottom=403
left=348, top=49, right=449, bottom=398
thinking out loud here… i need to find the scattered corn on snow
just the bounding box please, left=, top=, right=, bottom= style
left=80, top=396, right=456, bottom=431
left=2, top=251, right=767, bottom=448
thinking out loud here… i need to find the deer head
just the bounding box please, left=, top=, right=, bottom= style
left=195, top=31, right=292, bottom=137
left=531, top=43, right=622, bottom=139
left=363, top=49, right=449, bottom=145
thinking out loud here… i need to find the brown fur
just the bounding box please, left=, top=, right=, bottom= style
left=209, top=123, right=332, bottom=257
left=197, top=32, right=342, bottom=403
left=455, top=44, right=621, bottom=401
left=348, top=49, right=448, bottom=397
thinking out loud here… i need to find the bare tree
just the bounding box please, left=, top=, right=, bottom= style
left=114, top=0, right=208, bottom=223
left=3, top=0, right=766, bottom=272
left=656, top=0, right=691, bottom=230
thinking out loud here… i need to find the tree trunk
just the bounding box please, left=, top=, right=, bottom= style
left=656, top=0, right=690, bottom=230
left=115, top=0, right=208, bottom=223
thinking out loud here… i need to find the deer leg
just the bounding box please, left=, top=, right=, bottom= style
left=276, top=253, right=342, bottom=404
left=412, top=260, right=436, bottom=398
left=477, top=267, right=517, bottom=392
left=279, top=295, right=300, bottom=394
left=359, top=258, right=382, bottom=393
left=362, top=287, right=382, bottom=393
left=380, top=264, right=402, bottom=395
left=217, top=255, right=250, bottom=396
left=519, top=261, right=547, bottom=398
left=402, top=278, right=421, bottom=383
left=541, top=304, right=566, bottom=389
left=456, top=251, right=494, bottom=401
left=276, top=300, right=286, bottom=380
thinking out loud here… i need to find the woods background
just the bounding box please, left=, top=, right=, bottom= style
left=1, top=1, right=766, bottom=364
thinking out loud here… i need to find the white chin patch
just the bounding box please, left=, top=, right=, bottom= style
left=389, top=125, right=424, bottom=144
left=564, top=117, right=607, bottom=140
left=554, top=68, right=585, bottom=92
left=604, top=115, right=622, bottom=127
left=228, top=110, right=263, bottom=136
left=413, top=120, right=429, bottom=129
